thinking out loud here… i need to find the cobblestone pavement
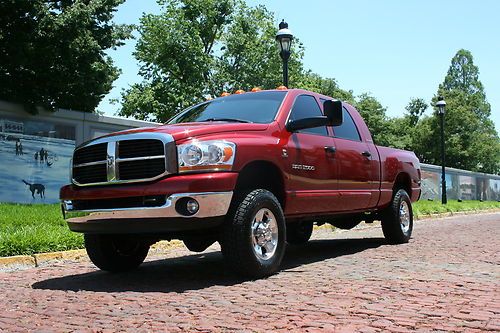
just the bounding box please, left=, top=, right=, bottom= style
left=0, top=213, right=499, bottom=332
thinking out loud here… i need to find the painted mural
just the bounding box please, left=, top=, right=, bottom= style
left=0, top=117, right=75, bottom=204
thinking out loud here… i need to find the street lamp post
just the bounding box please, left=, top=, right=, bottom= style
left=436, top=96, right=447, bottom=204
left=275, top=20, right=293, bottom=88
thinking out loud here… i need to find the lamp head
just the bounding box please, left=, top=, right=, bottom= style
left=436, top=96, right=446, bottom=114
left=276, top=20, right=293, bottom=57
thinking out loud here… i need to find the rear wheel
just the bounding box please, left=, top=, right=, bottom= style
left=84, top=234, right=150, bottom=272
left=287, top=221, right=313, bottom=245
left=381, top=189, right=413, bottom=244
left=221, top=189, right=286, bottom=278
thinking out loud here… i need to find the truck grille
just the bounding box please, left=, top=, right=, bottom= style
left=72, top=133, right=175, bottom=186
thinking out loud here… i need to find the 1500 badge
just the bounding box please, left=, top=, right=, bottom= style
left=291, top=164, right=316, bottom=171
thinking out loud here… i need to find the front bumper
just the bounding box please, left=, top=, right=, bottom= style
left=60, top=172, right=239, bottom=234
left=62, top=191, right=233, bottom=234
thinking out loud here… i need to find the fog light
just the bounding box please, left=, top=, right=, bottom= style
left=186, top=199, right=199, bottom=215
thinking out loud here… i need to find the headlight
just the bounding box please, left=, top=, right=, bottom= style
left=177, top=140, right=236, bottom=173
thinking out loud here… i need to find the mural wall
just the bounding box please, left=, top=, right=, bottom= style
left=0, top=117, right=75, bottom=204
left=419, top=165, right=500, bottom=201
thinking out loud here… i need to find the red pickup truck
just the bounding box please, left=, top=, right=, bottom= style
left=60, top=89, right=421, bottom=277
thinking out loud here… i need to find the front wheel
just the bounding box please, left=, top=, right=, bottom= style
left=84, top=234, right=150, bottom=272
left=221, top=189, right=286, bottom=278
left=381, top=189, right=413, bottom=244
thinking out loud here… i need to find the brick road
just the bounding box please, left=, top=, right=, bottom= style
left=0, top=213, right=499, bottom=332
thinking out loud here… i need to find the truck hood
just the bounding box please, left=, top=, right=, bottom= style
left=105, top=122, right=270, bottom=141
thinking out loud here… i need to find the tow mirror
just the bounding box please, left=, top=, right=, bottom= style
left=323, top=100, right=343, bottom=126
left=286, top=116, right=328, bottom=132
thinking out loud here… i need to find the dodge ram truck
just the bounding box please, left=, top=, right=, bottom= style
left=60, top=88, right=421, bottom=277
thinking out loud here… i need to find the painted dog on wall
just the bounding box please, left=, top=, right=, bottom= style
left=22, top=180, right=45, bottom=199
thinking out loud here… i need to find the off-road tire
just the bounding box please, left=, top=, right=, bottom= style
left=84, top=234, right=150, bottom=272
left=381, top=189, right=413, bottom=244
left=286, top=221, right=313, bottom=245
left=221, top=189, right=286, bottom=278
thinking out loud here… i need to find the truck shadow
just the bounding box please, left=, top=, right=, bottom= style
left=32, top=237, right=385, bottom=293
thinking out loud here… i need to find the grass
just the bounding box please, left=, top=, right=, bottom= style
left=413, top=199, right=500, bottom=219
left=0, top=200, right=499, bottom=257
left=0, top=203, right=83, bottom=257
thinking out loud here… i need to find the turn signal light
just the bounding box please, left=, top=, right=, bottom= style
left=251, top=87, right=262, bottom=92
left=276, top=85, right=287, bottom=90
left=221, top=92, right=231, bottom=97
left=235, top=89, right=245, bottom=94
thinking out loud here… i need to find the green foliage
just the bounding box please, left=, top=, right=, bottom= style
left=297, top=71, right=355, bottom=104
left=413, top=200, right=500, bottom=219
left=0, top=0, right=132, bottom=113
left=353, top=93, right=394, bottom=146
left=405, top=97, right=428, bottom=127
left=410, top=49, right=500, bottom=174
left=120, top=0, right=304, bottom=122
left=0, top=203, right=83, bottom=257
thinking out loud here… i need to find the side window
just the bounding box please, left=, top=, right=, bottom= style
left=289, top=95, right=328, bottom=136
left=333, top=108, right=361, bottom=141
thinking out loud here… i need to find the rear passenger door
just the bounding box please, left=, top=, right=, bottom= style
left=284, top=95, right=339, bottom=215
left=331, top=107, right=374, bottom=211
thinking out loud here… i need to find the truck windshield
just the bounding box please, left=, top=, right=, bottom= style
left=168, top=91, right=287, bottom=124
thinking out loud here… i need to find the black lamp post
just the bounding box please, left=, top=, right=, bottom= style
left=275, top=20, right=293, bottom=88
left=436, top=96, right=447, bottom=204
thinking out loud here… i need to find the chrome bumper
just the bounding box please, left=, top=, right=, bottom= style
left=62, top=191, right=233, bottom=224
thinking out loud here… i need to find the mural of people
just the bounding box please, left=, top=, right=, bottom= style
left=0, top=117, right=76, bottom=204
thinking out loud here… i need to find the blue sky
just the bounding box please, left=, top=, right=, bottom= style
left=98, top=0, right=500, bottom=132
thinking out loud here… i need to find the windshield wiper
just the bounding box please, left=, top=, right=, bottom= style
left=201, top=118, right=252, bottom=123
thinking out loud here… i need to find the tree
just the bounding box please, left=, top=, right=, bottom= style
left=297, top=71, right=355, bottom=104
left=412, top=50, right=500, bottom=174
left=119, top=0, right=304, bottom=122
left=0, top=0, right=132, bottom=113
left=353, top=93, right=394, bottom=146
left=405, top=98, right=428, bottom=127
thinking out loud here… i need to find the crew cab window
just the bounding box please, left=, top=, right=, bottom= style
left=289, top=95, right=328, bottom=136
left=332, top=108, right=362, bottom=141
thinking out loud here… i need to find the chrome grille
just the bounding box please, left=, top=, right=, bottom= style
left=118, top=139, right=164, bottom=158
left=73, top=143, right=107, bottom=165
left=72, top=133, right=175, bottom=186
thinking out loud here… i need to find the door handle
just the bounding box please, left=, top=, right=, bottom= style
left=361, top=151, right=372, bottom=157
left=324, top=146, right=336, bottom=154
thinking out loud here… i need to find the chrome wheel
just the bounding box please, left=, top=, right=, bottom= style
left=399, top=201, right=411, bottom=234
left=251, top=208, right=278, bottom=260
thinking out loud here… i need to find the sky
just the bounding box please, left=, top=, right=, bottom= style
left=98, top=0, right=500, bottom=132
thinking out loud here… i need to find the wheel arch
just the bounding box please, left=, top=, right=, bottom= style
left=234, top=160, right=286, bottom=209
left=393, top=172, right=412, bottom=197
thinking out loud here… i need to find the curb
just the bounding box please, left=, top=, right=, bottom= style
left=1, top=210, right=499, bottom=270
left=414, top=208, right=500, bottom=220
left=0, top=240, right=185, bottom=270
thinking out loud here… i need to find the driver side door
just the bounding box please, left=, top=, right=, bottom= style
left=284, top=94, right=339, bottom=216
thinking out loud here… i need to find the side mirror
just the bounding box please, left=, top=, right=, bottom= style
left=286, top=116, right=328, bottom=132
left=323, top=100, right=343, bottom=126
